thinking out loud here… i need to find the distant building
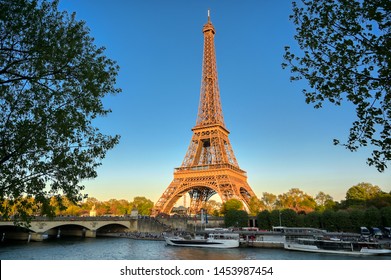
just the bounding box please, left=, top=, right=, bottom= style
left=171, top=206, right=188, bottom=215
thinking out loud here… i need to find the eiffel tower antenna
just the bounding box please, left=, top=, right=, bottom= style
left=152, top=11, right=257, bottom=216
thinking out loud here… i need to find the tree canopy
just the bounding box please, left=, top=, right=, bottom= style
left=0, top=0, right=121, bottom=222
left=346, top=182, right=382, bottom=201
left=220, top=198, right=243, bottom=214
left=283, top=0, right=391, bottom=171
left=224, top=209, right=248, bottom=228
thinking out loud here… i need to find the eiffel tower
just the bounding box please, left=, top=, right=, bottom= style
left=152, top=11, right=257, bottom=216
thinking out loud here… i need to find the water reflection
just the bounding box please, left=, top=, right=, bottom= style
left=1, top=237, right=390, bottom=260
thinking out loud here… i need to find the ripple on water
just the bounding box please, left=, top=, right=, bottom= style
left=1, top=237, right=390, bottom=260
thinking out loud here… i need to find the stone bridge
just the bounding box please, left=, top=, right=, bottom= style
left=0, top=215, right=227, bottom=242
left=0, top=217, right=138, bottom=241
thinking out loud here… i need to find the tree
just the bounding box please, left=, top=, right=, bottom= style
left=220, top=198, right=243, bottom=214
left=277, top=188, right=317, bottom=213
left=335, top=210, right=353, bottom=232
left=349, top=208, right=366, bottom=232
left=283, top=0, right=391, bottom=171
left=321, top=209, right=338, bottom=231
left=364, top=206, right=381, bottom=227
left=280, top=208, right=299, bottom=227
left=303, top=211, right=321, bottom=228
left=345, top=182, right=383, bottom=207
left=248, top=196, right=262, bottom=216
left=261, top=192, right=277, bottom=211
left=380, top=206, right=391, bottom=226
left=269, top=210, right=282, bottom=227
left=224, top=209, right=248, bottom=228
left=130, top=197, right=154, bottom=216
left=204, top=200, right=222, bottom=217
left=315, top=191, right=335, bottom=211
left=0, top=0, right=120, bottom=222
left=257, top=210, right=271, bottom=230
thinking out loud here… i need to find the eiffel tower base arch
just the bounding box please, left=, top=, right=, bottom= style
left=152, top=167, right=255, bottom=216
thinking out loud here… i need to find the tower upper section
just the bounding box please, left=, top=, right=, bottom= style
left=195, top=11, right=225, bottom=128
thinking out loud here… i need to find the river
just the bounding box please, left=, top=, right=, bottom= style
left=1, top=237, right=391, bottom=260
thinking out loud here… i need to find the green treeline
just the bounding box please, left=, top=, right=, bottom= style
left=2, top=196, right=154, bottom=219
left=224, top=182, right=391, bottom=232
left=256, top=207, right=391, bottom=232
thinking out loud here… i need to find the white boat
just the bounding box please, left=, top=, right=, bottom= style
left=284, top=237, right=391, bottom=256
left=164, top=232, right=240, bottom=249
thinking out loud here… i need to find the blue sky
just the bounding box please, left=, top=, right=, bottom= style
left=58, top=0, right=390, bottom=204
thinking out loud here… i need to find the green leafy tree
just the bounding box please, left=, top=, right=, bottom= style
left=269, top=209, right=282, bottom=227
left=224, top=209, right=248, bottom=228
left=0, top=0, right=121, bottom=222
left=335, top=210, right=353, bottom=232
left=280, top=208, right=299, bottom=227
left=364, top=206, right=381, bottom=227
left=248, top=196, right=262, bottom=216
left=303, top=211, right=321, bottom=228
left=368, top=192, right=391, bottom=208
left=257, top=210, right=271, bottom=230
left=105, top=199, right=131, bottom=216
left=261, top=192, right=277, bottom=211
left=220, top=198, right=243, bottom=214
left=321, top=209, right=338, bottom=231
left=277, top=188, right=317, bottom=213
left=349, top=208, right=366, bottom=232
left=346, top=182, right=383, bottom=208
left=283, top=0, right=391, bottom=171
left=204, top=200, right=222, bottom=217
left=380, top=206, right=391, bottom=226
left=315, top=191, right=335, bottom=211
left=130, top=197, right=154, bottom=216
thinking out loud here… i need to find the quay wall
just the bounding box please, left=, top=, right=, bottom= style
left=153, top=216, right=224, bottom=232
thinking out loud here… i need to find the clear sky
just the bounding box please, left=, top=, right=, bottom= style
left=58, top=0, right=390, bottom=204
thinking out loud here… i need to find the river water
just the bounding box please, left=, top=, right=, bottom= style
left=1, top=237, right=391, bottom=260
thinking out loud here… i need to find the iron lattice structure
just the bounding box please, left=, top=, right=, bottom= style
left=152, top=13, right=256, bottom=216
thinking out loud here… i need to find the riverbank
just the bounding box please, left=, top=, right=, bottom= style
left=98, top=232, right=164, bottom=241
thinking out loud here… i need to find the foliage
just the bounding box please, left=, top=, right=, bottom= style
left=0, top=0, right=121, bottom=222
left=13, top=196, right=154, bottom=217
left=348, top=208, right=366, bottom=231
left=345, top=182, right=390, bottom=208
left=283, top=0, right=391, bottom=171
left=302, top=211, right=321, bottom=228
left=280, top=208, right=300, bottom=227
left=320, top=209, right=338, bottom=231
left=277, top=188, right=317, bottom=213
left=260, top=192, right=277, bottom=211
left=256, top=210, right=271, bottom=230
left=269, top=210, right=282, bottom=227
left=315, top=191, right=335, bottom=211
left=204, top=200, right=222, bottom=216
left=380, top=206, right=391, bottom=225
left=335, top=210, right=353, bottom=232
left=256, top=197, right=390, bottom=232
left=220, top=198, right=243, bottom=214
left=364, top=206, right=381, bottom=227
left=224, top=209, right=248, bottom=228
left=130, top=196, right=154, bottom=216
left=248, top=196, right=262, bottom=216
left=346, top=182, right=382, bottom=201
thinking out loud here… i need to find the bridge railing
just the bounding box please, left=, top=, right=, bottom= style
left=1, top=215, right=139, bottom=222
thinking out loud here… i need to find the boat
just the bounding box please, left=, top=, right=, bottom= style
left=284, top=236, right=391, bottom=256
left=163, top=232, right=240, bottom=248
